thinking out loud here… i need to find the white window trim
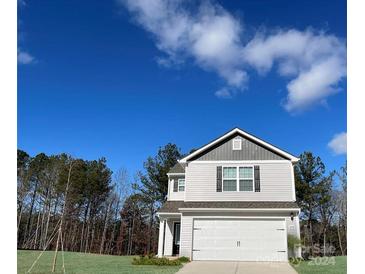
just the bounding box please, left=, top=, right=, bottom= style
left=178, top=178, right=185, bottom=192
left=170, top=179, right=175, bottom=194
left=222, top=165, right=255, bottom=192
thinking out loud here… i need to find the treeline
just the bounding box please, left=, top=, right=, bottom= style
left=17, top=146, right=346, bottom=257
left=295, top=152, right=347, bottom=257
left=17, top=144, right=182, bottom=256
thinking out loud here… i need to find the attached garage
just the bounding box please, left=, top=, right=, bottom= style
left=192, top=218, right=288, bottom=261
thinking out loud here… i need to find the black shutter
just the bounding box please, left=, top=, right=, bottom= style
left=217, top=166, right=222, bottom=192
left=173, top=179, right=178, bottom=192
left=254, top=165, right=260, bottom=192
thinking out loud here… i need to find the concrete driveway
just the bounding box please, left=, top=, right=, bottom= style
left=176, top=261, right=297, bottom=274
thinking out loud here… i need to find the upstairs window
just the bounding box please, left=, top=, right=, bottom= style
left=222, top=166, right=254, bottom=192
left=232, top=138, right=242, bottom=150
left=239, top=167, right=254, bottom=191
left=223, top=167, right=237, bottom=191
left=178, top=179, right=185, bottom=192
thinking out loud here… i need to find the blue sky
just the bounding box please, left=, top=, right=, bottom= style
left=18, top=0, right=346, bottom=179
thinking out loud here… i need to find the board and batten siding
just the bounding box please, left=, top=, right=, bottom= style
left=185, top=161, right=294, bottom=201
left=191, top=135, right=286, bottom=161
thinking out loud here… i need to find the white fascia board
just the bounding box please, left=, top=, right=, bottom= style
left=156, top=212, right=182, bottom=220
left=156, top=212, right=181, bottom=216
left=290, top=163, right=296, bottom=201
left=179, top=128, right=299, bottom=163
left=188, top=160, right=290, bottom=164
left=178, top=208, right=300, bottom=213
left=167, top=173, right=185, bottom=176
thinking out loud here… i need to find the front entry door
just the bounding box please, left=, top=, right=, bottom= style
left=173, top=222, right=181, bottom=255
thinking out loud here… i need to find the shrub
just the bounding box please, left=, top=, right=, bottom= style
left=302, top=252, right=310, bottom=260
left=155, top=258, right=181, bottom=266
left=287, top=235, right=301, bottom=249
left=132, top=256, right=182, bottom=266
left=289, top=257, right=304, bottom=265
left=147, top=253, right=155, bottom=259
left=178, top=256, right=190, bottom=263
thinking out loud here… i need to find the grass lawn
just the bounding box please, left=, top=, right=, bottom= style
left=291, top=256, right=347, bottom=274
left=18, top=250, right=183, bottom=274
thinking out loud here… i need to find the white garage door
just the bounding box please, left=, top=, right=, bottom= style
left=192, top=219, right=287, bottom=261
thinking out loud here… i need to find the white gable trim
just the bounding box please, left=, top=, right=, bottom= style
left=179, top=128, right=299, bottom=163
left=187, top=160, right=289, bottom=164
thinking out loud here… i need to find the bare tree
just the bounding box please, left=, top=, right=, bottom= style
left=52, top=159, right=73, bottom=272
left=99, top=197, right=113, bottom=254
left=335, top=164, right=347, bottom=255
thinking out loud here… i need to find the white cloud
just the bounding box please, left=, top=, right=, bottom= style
left=18, top=2, right=37, bottom=65
left=120, top=0, right=248, bottom=89
left=120, top=1, right=346, bottom=112
left=18, top=49, right=36, bottom=65
left=328, top=132, right=347, bottom=155
left=243, top=30, right=346, bottom=112
left=215, top=87, right=233, bottom=99
left=285, top=55, right=345, bottom=111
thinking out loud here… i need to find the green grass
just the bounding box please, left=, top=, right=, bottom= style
left=18, top=250, right=183, bottom=274
left=291, top=256, right=347, bottom=274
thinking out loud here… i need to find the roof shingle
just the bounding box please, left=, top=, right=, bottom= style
left=168, top=163, right=186, bottom=174
left=159, top=201, right=299, bottom=213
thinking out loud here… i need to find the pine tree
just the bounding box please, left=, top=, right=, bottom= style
left=138, top=143, right=182, bottom=253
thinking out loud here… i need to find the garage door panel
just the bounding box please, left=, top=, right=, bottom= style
left=192, top=219, right=287, bottom=262
left=194, top=239, right=238, bottom=250
left=194, top=247, right=242, bottom=261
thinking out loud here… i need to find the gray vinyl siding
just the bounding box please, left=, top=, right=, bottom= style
left=185, top=161, right=294, bottom=201
left=168, top=175, right=185, bottom=201
left=180, top=214, right=193, bottom=258
left=193, top=135, right=286, bottom=161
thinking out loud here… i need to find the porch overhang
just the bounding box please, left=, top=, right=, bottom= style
left=156, top=212, right=181, bottom=220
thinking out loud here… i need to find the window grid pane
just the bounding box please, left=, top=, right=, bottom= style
left=239, top=179, right=253, bottom=191
left=239, top=167, right=253, bottom=178
left=223, top=167, right=237, bottom=178
left=178, top=179, right=185, bottom=192
left=223, top=179, right=237, bottom=191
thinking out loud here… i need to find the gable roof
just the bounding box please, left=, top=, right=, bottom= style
left=167, top=163, right=186, bottom=174
left=179, top=127, right=299, bottom=163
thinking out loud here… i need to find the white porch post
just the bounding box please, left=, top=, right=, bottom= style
left=157, top=219, right=165, bottom=257
left=156, top=215, right=179, bottom=257
left=164, top=220, right=174, bottom=256
left=295, top=216, right=302, bottom=258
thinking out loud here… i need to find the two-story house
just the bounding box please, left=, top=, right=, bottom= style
left=157, top=128, right=301, bottom=262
